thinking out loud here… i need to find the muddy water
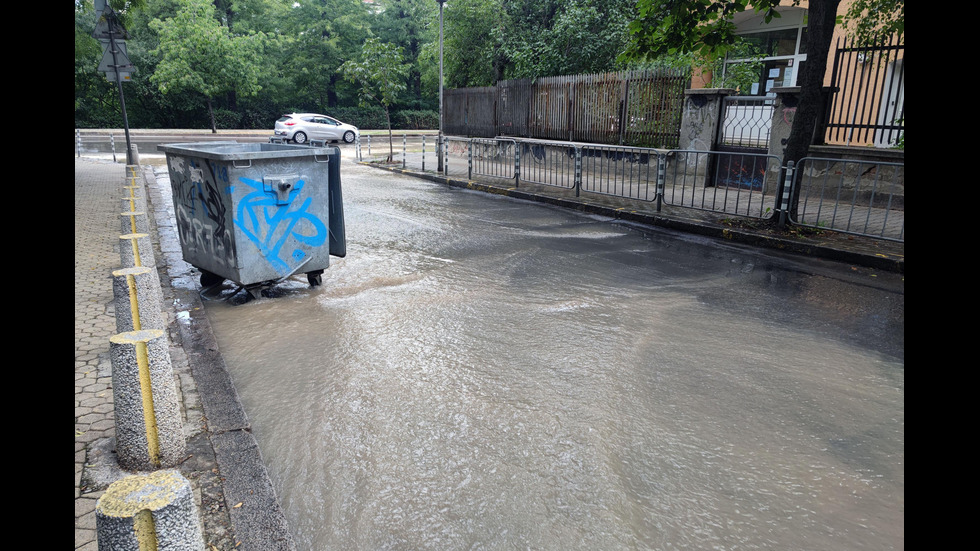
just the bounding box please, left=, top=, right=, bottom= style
left=201, top=162, right=904, bottom=550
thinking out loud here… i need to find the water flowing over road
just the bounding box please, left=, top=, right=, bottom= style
left=191, top=160, right=903, bottom=550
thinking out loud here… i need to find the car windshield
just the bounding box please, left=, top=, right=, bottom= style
left=277, top=116, right=292, bottom=122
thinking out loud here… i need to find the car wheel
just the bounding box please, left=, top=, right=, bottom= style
left=343, top=131, right=356, bottom=144
left=293, top=131, right=308, bottom=144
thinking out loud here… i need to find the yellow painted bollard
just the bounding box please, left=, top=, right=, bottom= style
left=109, top=330, right=186, bottom=471
left=96, top=470, right=204, bottom=551
left=112, top=267, right=165, bottom=334
left=119, top=233, right=156, bottom=269
left=121, top=210, right=150, bottom=235
left=121, top=191, right=148, bottom=216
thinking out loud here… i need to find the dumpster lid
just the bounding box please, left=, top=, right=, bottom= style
left=157, top=141, right=337, bottom=161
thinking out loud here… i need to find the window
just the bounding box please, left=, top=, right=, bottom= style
left=725, top=9, right=808, bottom=96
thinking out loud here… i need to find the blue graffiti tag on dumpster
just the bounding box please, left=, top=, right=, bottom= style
left=233, top=177, right=327, bottom=274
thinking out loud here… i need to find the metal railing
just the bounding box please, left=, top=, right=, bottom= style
left=357, top=134, right=440, bottom=171
left=76, top=130, right=122, bottom=162
left=360, top=135, right=905, bottom=243
left=663, top=150, right=781, bottom=218
left=519, top=140, right=578, bottom=190
left=578, top=144, right=660, bottom=201
left=790, top=157, right=904, bottom=241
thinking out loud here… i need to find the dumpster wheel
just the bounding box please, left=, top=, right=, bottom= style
left=200, top=269, right=224, bottom=287
left=307, top=270, right=324, bottom=287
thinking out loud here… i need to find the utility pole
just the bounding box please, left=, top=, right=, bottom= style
left=436, top=0, right=446, bottom=173
left=93, top=0, right=136, bottom=165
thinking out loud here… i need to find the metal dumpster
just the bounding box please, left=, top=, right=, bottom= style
left=158, top=142, right=346, bottom=288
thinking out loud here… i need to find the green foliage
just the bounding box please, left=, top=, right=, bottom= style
left=340, top=38, right=410, bottom=110
left=372, top=0, right=439, bottom=106
left=439, top=0, right=634, bottom=88
left=149, top=0, right=264, bottom=98
left=440, top=0, right=504, bottom=88
left=149, top=0, right=266, bottom=129
left=893, top=118, right=904, bottom=149
left=327, top=106, right=390, bottom=130
left=394, top=110, right=438, bottom=130
left=284, top=0, right=373, bottom=110
left=620, top=0, right=787, bottom=63
left=340, top=38, right=410, bottom=158
left=842, top=0, right=904, bottom=44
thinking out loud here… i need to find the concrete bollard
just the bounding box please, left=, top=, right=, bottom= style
left=120, top=233, right=156, bottom=269
left=110, top=330, right=186, bottom=470
left=122, top=193, right=148, bottom=216
left=112, top=267, right=165, bottom=334
left=96, top=470, right=204, bottom=551
left=121, top=211, right=150, bottom=235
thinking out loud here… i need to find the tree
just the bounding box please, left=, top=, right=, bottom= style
left=149, top=0, right=265, bottom=132
left=372, top=0, right=438, bottom=108
left=340, top=38, right=410, bottom=161
left=282, top=0, right=373, bottom=111
left=841, top=0, right=903, bottom=44
left=437, top=0, right=635, bottom=89
left=620, top=0, right=840, bottom=167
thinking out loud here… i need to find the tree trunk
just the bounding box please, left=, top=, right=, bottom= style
left=782, top=0, right=840, bottom=217
left=207, top=97, right=217, bottom=134
left=386, top=107, right=394, bottom=163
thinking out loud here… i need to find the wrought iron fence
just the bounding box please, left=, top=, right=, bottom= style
left=823, top=34, right=905, bottom=148
left=790, top=157, right=904, bottom=241
left=719, top=96, right=775, bottom=150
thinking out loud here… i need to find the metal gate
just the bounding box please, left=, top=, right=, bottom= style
left=714, top=95, right=774, bottom=191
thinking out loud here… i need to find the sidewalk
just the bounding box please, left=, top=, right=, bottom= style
left=74, top=158, right=292, bottom=551
left=75, top=159, right=126, bottom=550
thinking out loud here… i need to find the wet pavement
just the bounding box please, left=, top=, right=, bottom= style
left=75, top=139, right=903, bottom=550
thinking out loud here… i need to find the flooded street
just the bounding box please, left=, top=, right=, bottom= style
left=195, top=160, right=903, bottom=550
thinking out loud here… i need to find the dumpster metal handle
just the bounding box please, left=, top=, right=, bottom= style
left=275, top=256, right=313, bottom=283
left=233, top=159, right=252, bottom=169
left=313, top=155, right=331, bottom=164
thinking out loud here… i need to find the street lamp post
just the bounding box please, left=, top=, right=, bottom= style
left=437, top=0, right=446, bottom=173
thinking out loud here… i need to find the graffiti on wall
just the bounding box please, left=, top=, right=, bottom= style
left=168, top=156, right=236, bottom=269
left=233, top=177, right=327, bottom=274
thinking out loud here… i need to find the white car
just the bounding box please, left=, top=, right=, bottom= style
left=274, top=113, right=359, bottom=144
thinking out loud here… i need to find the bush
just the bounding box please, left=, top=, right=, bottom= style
left=394, top=110, right=439, bottom=130
left=212, top=109, right=241, bottom=129
left=327, top=107, right=388, bottom=130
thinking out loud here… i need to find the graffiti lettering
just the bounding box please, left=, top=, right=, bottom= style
left=167, top=155, right=237, bottom=270
left=174, top=203, right=236, bottom=268
left=234, top=177, right=327, bottom=274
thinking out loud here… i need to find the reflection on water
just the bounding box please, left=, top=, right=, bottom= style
left=205, top=164, right=903, bottom=550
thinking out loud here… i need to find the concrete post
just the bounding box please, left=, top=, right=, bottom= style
left=768, top=87, right=801, bottom=210
left=768, top=87, right=801, bottom=159
left=110, top=329, right=186, bottom=470
left=120, top=233, right=156, bottom=269
left=96, top=470, right=204, bottom=551
left=112, top=267, right=165, bottom=334
left=677, top=89, right=735, bottom=188
left=678, top=88, right=735, bottom=152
